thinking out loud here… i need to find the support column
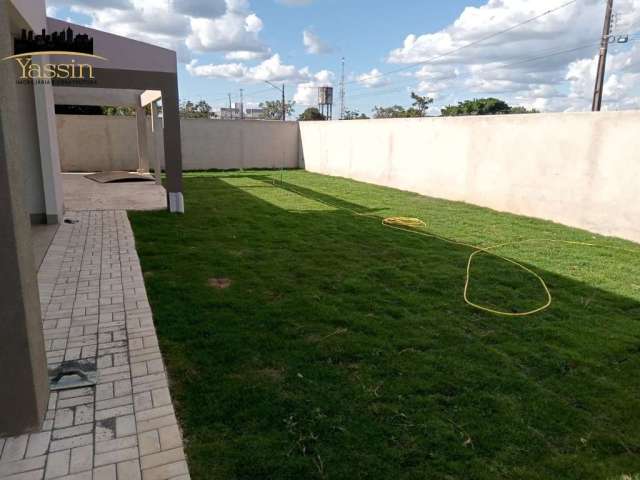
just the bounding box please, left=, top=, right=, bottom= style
left=0, top=3, right=49, bottom=435
left=150, top=101, right=163, bottom=186
left=135, top=102, right=150, bottom=173
left=33, top=58, right=64, bottom=224
left=161, top=76, right=184, bottom=213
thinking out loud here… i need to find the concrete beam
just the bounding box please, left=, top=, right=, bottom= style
left=141, top=90, right=162, bottom=107
left=54, top=87, right=142, bottom=107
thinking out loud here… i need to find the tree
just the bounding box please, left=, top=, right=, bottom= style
left=509, top=106, right=539, bottom=114
left=298, top=107, right=326, bottom=121
left=410, top=92, right=434, bottom=116
left=102, top=106, right=136, bottom=116
left=372, top=105, right=409, bottom=119
left=180, top=99, right=213, bottom=118
left=373, top=91, right=434, bottom=119
left=441, top=98, right=538, bottom=116
left=342, top=109, right=369, bottom=120
left=259, top=100, right=295, bottom=120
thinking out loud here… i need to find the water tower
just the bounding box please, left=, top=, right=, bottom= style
left=318, top=86, right=334, bottom=120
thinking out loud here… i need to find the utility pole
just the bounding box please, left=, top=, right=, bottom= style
left=282, top=84, right=286, bottom=121
left=339, top=57, right=345, bottom=120
left=240, top=88, right=244, bottom=120
left=264, top=80, right=287, bottom=121
left=228, top=93, right=233, bottom=120
left=592, top=0, right=614, bottom=111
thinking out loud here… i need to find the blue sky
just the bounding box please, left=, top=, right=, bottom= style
left=48, top=0, right=640, bottom=116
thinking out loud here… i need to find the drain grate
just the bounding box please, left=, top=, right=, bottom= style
left=48, top=359, right=97, bottom=391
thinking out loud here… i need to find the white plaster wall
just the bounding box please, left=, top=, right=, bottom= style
left=57, top=116, right=300, bottom=172
left=299, top=111, right=640, bottom=243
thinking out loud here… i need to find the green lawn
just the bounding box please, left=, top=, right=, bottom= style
left=129, top=170, right=640, bottom=480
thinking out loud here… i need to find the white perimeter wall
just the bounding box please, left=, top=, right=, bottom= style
left=300, top=111, right=640, bottom=243
left=57, top=115, right=142, bottom=172
left=57, top=116, right=300, bottom=172
left=57, top=112, right=640, bottom=242
left=180, top=119, right=299, bottom=170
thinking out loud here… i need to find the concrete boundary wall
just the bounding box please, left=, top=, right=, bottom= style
left=57, top=115, right=143, bottom=172
left=57, top=115, right=300, bottom=172
left=299, top=111, right=640, bottom=243
left=180, top=118, right=299, bottom=170
left=58, top=112, right=640, bottom=242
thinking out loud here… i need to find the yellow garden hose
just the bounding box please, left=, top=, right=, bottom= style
left=381, top=217, right=600, bottom=317
left=269, top=179, right=633, bottom=318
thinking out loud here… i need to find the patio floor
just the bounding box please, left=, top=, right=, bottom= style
left=0, top=210, right=189, bottom=480
left=63, top=174, right=166, bottom=212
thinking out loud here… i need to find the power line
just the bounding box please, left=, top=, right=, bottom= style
left=338, top=0, right=581, bottom=90
left=343, top=39, right=638, bottom=103
left=294, top=0, right=582, bottom=100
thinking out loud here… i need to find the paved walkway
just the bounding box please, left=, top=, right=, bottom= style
left=0, top=211, right=190, bottom=480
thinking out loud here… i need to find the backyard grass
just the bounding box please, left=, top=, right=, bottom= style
left=129, top=170, right=640, bottom=480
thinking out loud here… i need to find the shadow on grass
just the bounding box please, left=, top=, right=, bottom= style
left=129, top=174, right=640, bottom=480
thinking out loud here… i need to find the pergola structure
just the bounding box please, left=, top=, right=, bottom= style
left=47, top=18, right=183, bottom=209
left=0, top=0, right=184, bottom=436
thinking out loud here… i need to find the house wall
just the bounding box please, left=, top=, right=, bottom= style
left=299, top=111, right=640, bottom=243
left=57, top=116, right=300, bottom=171
left=6, top=2, right=50, bottom=223
left=0, top=0, right=49, bottom=435
left=15, top=65, right=46, bottom=221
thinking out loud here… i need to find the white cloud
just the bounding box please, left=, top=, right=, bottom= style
left=186, top=59, right=248, bottom=79
left=53, top=0, right=269, bottom=62
left=225, top=50, right=271, bottom=60
left=385, top=0, right=640, bottom=112
left=170, top=0, right=226, bottom=19
left=357, top=68, right=391, bottom=88
left=303, top=29, right=331, bottom=54
left=186, top=9, right=267, bottom=55
left=187, top=53, right=327, bottom=86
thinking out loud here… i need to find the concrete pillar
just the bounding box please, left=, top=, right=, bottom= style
left=33, top=58, right=64, bottom=224
left=161, top=78, right=184, bottom=213
left=0, top=2, right=49, bottom=435
left=135, top=102, right=150, bottom=173
left=150, top=101, right=163, bottom=185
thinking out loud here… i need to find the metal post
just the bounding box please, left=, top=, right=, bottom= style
left=240, top=88, right=244, bottom=120
left=592, top=0, right=614, bottom=111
